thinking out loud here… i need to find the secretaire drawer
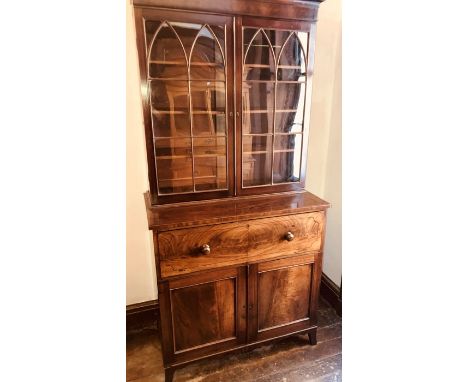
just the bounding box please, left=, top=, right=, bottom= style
left=158, top=222, right=249, bottom=278
left=247, top=212, right=325, bottom=263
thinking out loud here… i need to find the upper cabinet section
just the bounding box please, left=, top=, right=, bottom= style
left=238, top=18, right=316, bottom=195
left=133, top=6, right=318, bottom=204
left=135, top=9, right=235, bottom=203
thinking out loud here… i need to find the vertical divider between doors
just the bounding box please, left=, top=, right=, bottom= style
left=247, top=263, right=259, bottom=342
left=235, top=17, right=243, bottom=195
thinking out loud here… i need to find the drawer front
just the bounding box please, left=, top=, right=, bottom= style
left=158, top=222, right=249, bottom=278
left=247, top=212, right=324, bottom=263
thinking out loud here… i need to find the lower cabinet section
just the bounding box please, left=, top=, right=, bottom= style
left=158, top=253, right=322, bottom=375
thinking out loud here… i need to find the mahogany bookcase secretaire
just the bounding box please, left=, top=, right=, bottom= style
left=131, top=0, right=330, bottom=380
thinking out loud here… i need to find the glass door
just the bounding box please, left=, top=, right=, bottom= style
left=137, top=9, right=234, bottom=203
left=237, top=18, right=315, bottom=195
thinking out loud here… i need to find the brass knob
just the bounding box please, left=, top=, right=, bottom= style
left=285, top=232, right=294, bottom=241
left=200, top=244, right=211, bottom=255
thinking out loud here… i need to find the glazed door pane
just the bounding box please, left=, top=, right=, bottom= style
left=241, top=26, right=310, bottom=188
left=145, top=19, right=229, bottom=196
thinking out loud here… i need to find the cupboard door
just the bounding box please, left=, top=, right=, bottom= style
left=134, top=8, right=235, bottom=203
left=236, top=17, right=316, bottom=195
left=160, top=267, right=247, bottom=364
left=247, top=253, right=321, bottom=342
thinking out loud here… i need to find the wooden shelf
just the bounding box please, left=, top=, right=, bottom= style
left=244, top=64, right=273, bottom=68
left=149, top=60, right=222, bottom=67
left=244, top=44, right=282, bottom=48
left=152, top=110, right=225, bottom=115
left=274, top=131, right=303, bottom=135
left=274, top=149, right=296, bottom=153
left=243, top=109, right=299, bottom=113
left=154, top=135, right=227, bottom=140
left=156, top=155, right=191, bottom=160
left=192, top=111, right=225, bottom=115
left=244, top=110, right=272, bottom=114
left=152, top=110, right=188, bottom=115
left=243, top=151, right=270, bottom=155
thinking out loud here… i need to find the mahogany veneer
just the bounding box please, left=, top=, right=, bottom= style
left=132, top=1, right=330, bottom=380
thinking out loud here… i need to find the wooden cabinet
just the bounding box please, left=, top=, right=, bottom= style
left=133, top=1, right=329, bottom=380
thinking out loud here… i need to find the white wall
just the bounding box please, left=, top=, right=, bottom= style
left=126, top=0, right=158, bottom=305
left=126, top=0, right=342, bottom=304
left=306, top=0, right=342, bottom=286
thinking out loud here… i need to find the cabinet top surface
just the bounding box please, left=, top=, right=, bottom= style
left=133, top=0, right=322, bottom=21
left=146, top=191, right=329, bottom=231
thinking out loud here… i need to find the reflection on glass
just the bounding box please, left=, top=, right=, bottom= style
left=243, top=153, right=272, bottom=187
left=193, top=113, right=226, bottom=136
left=157, top=157, right=193, bottom=194
left=276, top=82, right=305, bottom=112
left=151, top=80, right=189, bottom=111
left=273, top=133, right=302, bottom=183
left=193, top=137, right=226, bottom=156
left=154, top=138, right=191, bottom=157
left=243, top=111, right=273, bottom=134
left=243, top=135, right=272, bottom=154
left=242, top=27, right=308, bottom=188
left=191, top=26, right=224, bottom=64
left=191, top=81, right=225, bottom=112
left=273, top=150, right=301, bottom=183
left=146, top=20, right=228, bottom=195
left=243, top=81, right=274, bottom=135
left=274, top=134, right=302, bottom=151
left=277, top=69, right=305, bottom=82
left=275, top=111, right=303, bottom=134
left=194, top=156, right=226, bottom=191
left=152, top=111, right=191, bottom=138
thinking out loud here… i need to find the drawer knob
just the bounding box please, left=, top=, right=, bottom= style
left=200, top=244, right=211, bottom=255
left=285, top=231, right=295, bottom=241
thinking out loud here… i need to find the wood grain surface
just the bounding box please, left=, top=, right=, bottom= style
left=146, top=191, right=329, bottom=231
left=171, top=278, right=236, bottom=351
left=158, top=212, right=323, bottom=278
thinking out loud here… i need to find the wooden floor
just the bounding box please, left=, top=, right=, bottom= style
left=127, top=298, right=342, bottom=382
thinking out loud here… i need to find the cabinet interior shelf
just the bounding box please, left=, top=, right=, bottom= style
left=243, top=132, right=302, bottom=136
left=244, top=64, right=302, bottom=69
left=152, top=110, right=225, bottom=115
left=243, top=109, right=299, bottom=113
left=244, top=44, right=282, bottom=48
left=159, top=175, right=218, bottom=182
left=149, top=77, right=226, bottom=82
left=154, top=135, right=227, bottom=140
left=244, top=80, right=305, bottom=83
left=149, top=60, right=222, bottom=67
left=156, top=154, right=226, bottom=159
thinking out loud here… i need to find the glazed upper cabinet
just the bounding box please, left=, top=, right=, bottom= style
left=237, top=18, right=315, bottom=195
left=135, top=9, right=235, bottom=204
left=134, top=9, right=316, bottom=204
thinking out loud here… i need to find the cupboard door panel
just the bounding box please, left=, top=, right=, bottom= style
left=248, top=254, right=320, bottom=342
left=171, top=278, right=236, bottom=351
left=258, top=263, right=311, bottom=330
left=165, top=267, right=247, bottom=362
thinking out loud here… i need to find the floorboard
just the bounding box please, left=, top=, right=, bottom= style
left=127, top=298, right=342, bottom=381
